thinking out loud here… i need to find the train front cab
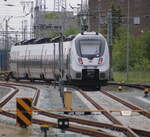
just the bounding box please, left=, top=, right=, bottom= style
left=71, top=68, right=102, bottom=90
left=70, top=32, right=109, bottom=90
left=71, top=68, right=109, bottom=90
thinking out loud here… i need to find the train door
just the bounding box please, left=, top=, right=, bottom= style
left=16, top=51, right=20, bottom=78
left=43, top=50, right=47, bottom=79
left=66, top=49, right=71, bottom=76
left=10, top=50, right=18, bottom=77
left=26, top=50, right=31, bottom=78
left=43, top=44, right=53, bottom=80
left=24, top=46, right=29, bottom=77
left=56, top=43, right=60, bottom=80
left=40, top=45, right=45, bottom=79
left=24, top=45, right=31, bottom=78
left=52, top=43, right=56, bottom=78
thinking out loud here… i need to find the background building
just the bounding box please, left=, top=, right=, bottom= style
left=89, top=0, right=150, bottom=35
left=0, top=35, right=16, bottom=70
left=34, top=11, right=79, bottom=38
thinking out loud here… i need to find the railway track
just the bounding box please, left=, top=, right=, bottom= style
left=33, top=85, right=150, bottom=137
left=108, top=82, right=150, bottom=91
left=0, top=82, right=116, bottom=136
left=77, top=88, right=150, bottom=137
left=100, top=90, right=150, bottom=119
left=0, top=83, right=19, bottom=107
left=0, top=81, right=149, bottom=137
left=0, top=110, right=116, bottom=137
left=0, top=83, right=115, bottom=136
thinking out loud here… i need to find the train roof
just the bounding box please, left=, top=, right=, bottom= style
left=51, top=35, right=65, bottom=42
left=32, top=38, right=51, bottom=44
left=15, top=38, right=35, bottom=45
left=65, top=35, right=76, bottom=41
left=15, top=34, right=76, bottom=46
left=14, top=32, right=104, bottom=46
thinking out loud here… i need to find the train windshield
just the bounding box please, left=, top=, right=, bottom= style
left=80, top=40, right=100, bottom=57
left=76, top=38, right=105, bottom=59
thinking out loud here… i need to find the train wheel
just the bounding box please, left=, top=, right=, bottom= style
left=5, top=76, right=10, bottom=81
left=30, top=79, right=34, bottom=82
left=4, top=72, right=11, bottom=81
left=83, top=85, right=100, bottom=91
left=15, top=78, right=20, bottom=82
left=40, top=74, right=45, bottom=80
left=24, top=73, right=29, bottom=80
left=96, top=86, right=101, bottom=91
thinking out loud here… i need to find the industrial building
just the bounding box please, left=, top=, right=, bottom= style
left=89, top=0, right=150, bottom=35
left=34, top=11, right=79, bottom=38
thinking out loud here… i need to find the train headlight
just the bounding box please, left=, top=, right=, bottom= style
left=98, top=58, right=104, bottom=65
left=78, top=57, right=83, bottom=64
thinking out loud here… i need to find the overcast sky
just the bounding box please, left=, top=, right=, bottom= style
left=0, top=0, right=82, bottom=32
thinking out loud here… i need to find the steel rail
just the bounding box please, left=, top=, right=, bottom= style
left=0, top=83, right=127, bottom=136
left=66, top=85, right=150, bottom=137
left=0, top=83, right=19, bottom=107
left=99, top=90, right=150, bottom=137
left=0, top=82, right=149, bottom=136
left=2, top=83, right=39, bottom=90
left=0, top=82, right=40, bottom=106
left=78, top=89, right=139, bottom=137
left=1, top=106, right=149, bottom=136
left=101, top=90, right=150, bottom=119
left=32, top=89, right=40, bottom=106
left=0, top=110, right=116, bottom=137
left=33, top=107, right=150, bottom=136
left=34, top=107, right=140, bottom=133
left=108, top=83, right=146, bottom=90
left=0, top=83, right=109, bottom=137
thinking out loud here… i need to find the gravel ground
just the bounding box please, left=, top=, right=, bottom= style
left=36, top=85, right=63, bottom=110
left=0, top=86, right=11, bottom=100
left=0, top=123, right=40, bottom=137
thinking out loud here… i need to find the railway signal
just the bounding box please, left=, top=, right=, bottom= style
left=58, top=118, right=69, bottom=133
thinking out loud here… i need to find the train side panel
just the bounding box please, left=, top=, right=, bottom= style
left=10, top=45, right=27, bottom=78
left=10, top=41, right=72, bottom=81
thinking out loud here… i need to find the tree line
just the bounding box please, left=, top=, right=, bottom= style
left=112, top=27, right=150, bottom=72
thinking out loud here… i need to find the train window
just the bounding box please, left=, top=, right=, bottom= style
left=80, top=41, right=100, bottom=56
left=75, top=38, right=105, bottom=59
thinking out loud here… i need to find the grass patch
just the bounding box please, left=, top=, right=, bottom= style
left=113, top=71, right=150, bottom=83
